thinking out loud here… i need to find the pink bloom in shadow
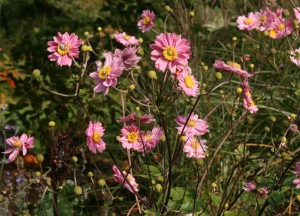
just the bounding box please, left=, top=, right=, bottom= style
left=112, top=165, right=139, bottom=193
left=85, top=121, right=106, bottom=154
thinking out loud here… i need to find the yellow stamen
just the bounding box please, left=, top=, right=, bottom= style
left=145, top=134, right=152, bottom=142
left=226, top=61, right=241, bottom=69
left=245, top=91, right=251, bottom=97
left=244, top=18, right=253, bottom=25
left=163, top=46, right=178, bottom=61
left=125, top=35, right=131, bottom=40
left=57, top=43, right=70, bottom=55
left=187, top=120, right=196, bottom=127
left=92, top=132, right=101, bottom=143
left=143, top=17, right=150, bottom=25
left=14, top=140, right=22, bottom=147
left=98, top=66, right=112, bottom=80
left=278, top=23, right=285, bottom=30
left=128, top=132, right=138, bottom=143
left=191, top=141, right=200, bottom=149
left=260, top=15, right=266, bottom=23
left=184, top=75, right=195, bottom=88
left=269, top=29, right=277, bottom=38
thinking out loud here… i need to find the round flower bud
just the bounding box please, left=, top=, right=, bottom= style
left=290, top=114, right=296, bottom=119
left=128, top=84, right=135, bottom=91
left=180, top=135, right=186, bottom=142
left=165, top=5, right=171, bottom=12
left=211, top=182, right=217, bottom=188
left=249, top=63, right=255, bottom=69
left=283, top=9, right=290, bottom=17
left=84, top=31, right=89, bottom=36
left=203, top=65, right=208, bottom=71
left=155, top=183, right=162, bottom=192
left=289, top=124, right=298, bottom=133
left=224, top=203, right=229, bottom=209
left=74, top=186, right=83, bottom=195
left=116, top=136, right=120, bottom=141
left=263, top=30, right=269, bottom=36
left=138, top=37, right=143, bottom=44
left=109, top=34, right=115, bottom=40
left=87, top=171, right=94, bottom=177
left=147, top=70, right=157, bottom=80
left=214, top=72, right=222, bottom=80
left=219, top=90, right=224, bottom=95
left=264, top=127, right=270, bottom=132
left=247, top=116, right=255, bottom=124
left=97, top=27, right=102, bottom=32
left=269, top=116, right=276, bottom=123
left=46, top=177, right=52, bottom=186
left=282, top=119, right=290, bottom=127
left=32, top=69, right=41, bottom=77
left=72, top=156, right=78, bottom=163
left=232, top=37, right=237, bottom=41
left=190, top=11, right=195, bottom=17
left=48, top=121, right=55, bottom=127
left=151, top=180, right=156, bottom=185
left=270, top=48, right=277, bottom=55
left=297, top=195, right=300, bottom=201
left=156, top=175, right=164, bottom=182
left=98, top=179, right=106, bottom=187
left=160, top=134, right=166, bottom=142
left=137, top=47, right=144, bottom=56
left=196, top=158, right=203, bottom=166
left=81, top=45, right=93, bottom=52
left=236, top=87, right=242, bottom=94
left=35, top=171, right=41, bottom=177
left=36, top=154, right=44, bottom=163
left=281, top=136, right=287, bottom=143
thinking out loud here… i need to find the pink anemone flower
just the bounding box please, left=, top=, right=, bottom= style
left=150, top=32, right=191, bottom=74
left=137, top=10, right=155, bottom=33
left=213, top=60, right=253, bottom=78
left=177, top=69, right=199, bottom=97
left=114, top=32, right=139, bottom=46
left=236, top=12, right=261, bottom=31
left=241, top=80, right=258, bottom=114
left=89, top=52, right=124, bottom=95
left=175, top=113, right=209, bottom=137
left=290, top=48, right=300, bottom=67
left=183, top=136, right=208, bottom=159
left=114, top=46, right=141, bottom=70
left=112, top=165, right=139, bottom=193
left=119, top=124, right=141, bottom=151
left=138, top=127, right=163, bottom=153
left=85, top=121, right=106, bottom=154
left=47, top=32, right=81, bottom=67
left=2, top=134, right=35, bottom=163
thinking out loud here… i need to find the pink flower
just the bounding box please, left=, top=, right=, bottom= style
left=89, top=52, right=124, bottom=95
left=2, top=134, right=35, bottom=163
left=177, top=68, right=199, bottom=97
left=119, top=124, right=141, bottom=150
left=259, top=7, right=276, bottom=31
left=118, top=112, right=154, bottom=124
left=243, top=182, right=268, bottom=198
left=183, top=136, right=208, bottom=159
left=175, top=113, right=209, bottom=137
left=138, top=127, right=163, bottom=153
left=150, top=32, right=191, bottom=74
left=243, top=182, right=257, bottom=192
left=213, top=60, right=253, bottom=78
left=85, top=121, right=106, bottom=154
left=290, top=48, right=300, bottom=67
left=114, top=46, right=141, bottom=70
left=47, top=32, right=81, bottom=67
left=236, top=12, right=261, bottom=31
left=294, top=8, right=300, bottom=23
left=137, top=10, right=155, bottom=33
left=268, top=17, right=294, bottom=39
left=242, top=80, right=258, bottom=114
left=112, top=165, right=139, bottom=193
left=114, top=32, right=139, bottom=46
left=293, top=162, right=300, bottom=188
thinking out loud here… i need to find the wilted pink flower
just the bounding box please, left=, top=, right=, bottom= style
left=85, top=121, right=106, bottom=154
left=241, top=80, right=258, bottom=114
left=183, top=136, right=207, bottom=159
left=213, top=60, right=253, bottom=78
left=236, top=12, right=261, bottom=31
left=47, top=32, right=81, bottom=67
left=268, top=17, right=294, bottom=39
left=114, top=32, right=139, bottom=46
left=118, top=112, right=154, bottom=124
left=294, top=8, right=300, bottom=23
left=112, top=165, right=139, bottom=193
left=114, top=46, right=141, bottom=70
left=89, top=52, right=124, bottom=95
left=119, top=124, right=141, bottom=150
left=175, top=113, right=209, bottom=137
left=243, top=182, right=268, bottom=198
left=137, top=10, right=155, bottom=33
left=243, top=182, right=257, bottom=192
left=138, top=127, right=163, bottom=153
left=177, top=69, right=199, bottom=97
left=293, top=162, right=300, bottom=189
left=290, top=124, right=298, bottom=133
left=290, top=48, right=300, bottom=67
left=2, top=134, right=35, bottom=163
left=150, top=32, right=191, bottom=74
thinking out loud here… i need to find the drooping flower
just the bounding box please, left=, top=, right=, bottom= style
left=137, top=10, right=155, bottom=33
left=47, top=32, right=82, bottom=67
left=114, top=46, right=141, bottom=70
left=290, top=48, right=300, bottom=67
left=138, top=127, right=163, bottom=153
left=236, top=12, right=261, bottom=31
left=293, top=162, right=300, bottom=189
left=243, top=182, right=257, bottom=192
left=241, top=80, right=258, bottom=114
left=183, top=136, right=208, bottom=159
left=119, top=124, right=141, bottom=150
left=118, top=112, right=154, bottom=124
left=112, top=165, right=139, bottom=193
left=175, top=113, right=209, bottom=137
left=85, top=121, right=106, bottom=154
left=2, top=134, right=35, bottom=163
left=243, top=182, right=268, bottom=199
left=177, top=68, right=199, bottom=97
left=213, top=60, right=253, bottom=78
left=150, top=32, right=191, bottom=74
left=114, top=32, right=139, bottom=46
left=89, top=52, right=124, bottom=95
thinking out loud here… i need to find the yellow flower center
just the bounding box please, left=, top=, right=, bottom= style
left=244, top=18, right=253, bottom=25
left=269, top=29, right=277, bottom=38
left=128, top=132, right=138, bottom=143
left=125, top=35, right=131, bottom=40
left=191, top=141, right=200, bottom=149
left=98, top=66, right=112, bottom=80
left=92, top=132, right=101, bottom=143
left=14, top=140, right=22, bottom=147
left=278, top=23, right=285, bottom=30
left=260, top=15, right=267, bottom=23
left=163, top=46, right=178, bottom=61
left=187, top=120, right=196, bottom=127
left=57, top=43, right=70, bottom=55
left=184, top=75, right=195, bottom=88
left=145, top=134, right=152, bottom=142
left=245, top=91, right=251, bottom=97
left=143, top=17, right=150, bottom=25
left=227, top=61, right=241, bottom=69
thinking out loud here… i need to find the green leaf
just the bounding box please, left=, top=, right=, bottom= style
left=210, top=193, right=221, bottom=207
left=295, top=89, right=300, bottom=96
left=224, top=210, right=238, bottom=216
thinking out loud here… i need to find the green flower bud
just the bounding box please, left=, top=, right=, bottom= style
left=147, top=70, right=157, bottom=79
left=155, top=183, right=162, bottom=192
left=270, top=116, right=276, bottom=123
left=87, top=171, right=94, bottom=177
left=72, top=156, right=78, bottom=163
left=215, top=72, right=222, bottom=80
left=74, top=186, right=83, bottom=195
left=32, top=69, right=41, bottom=77
left=48, top=121, right=55, bottom=127
left=98, top=179, right=106, bottom=187
left=81, top=45, right=93, bottom=52
left=36, top=154, right=44, bottom=163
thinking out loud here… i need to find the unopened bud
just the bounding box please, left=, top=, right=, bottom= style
left=147, top=70, right=157, bottom=79
left=32, top=69, right=41, bottom=77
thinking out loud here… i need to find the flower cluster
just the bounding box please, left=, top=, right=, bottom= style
left=237, top=7, right=294, bottom=39
left=175, top=113, right=209, bottom=159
